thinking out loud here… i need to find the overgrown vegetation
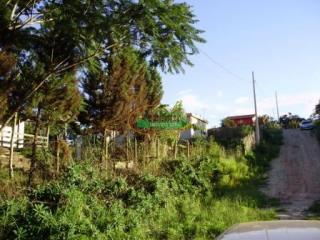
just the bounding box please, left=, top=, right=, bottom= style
left=208, top=125, right=254, bottom=152
left=0, top=1, right=286, bottom=239
left=0, top=127, right=282, bottom=239
left=308, top=200, right=320, bottom=220
left=314, top=120, right=320, bottom=142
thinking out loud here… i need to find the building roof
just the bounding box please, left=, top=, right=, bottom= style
left=186, top=113, right=208, bottom=123
left=227, top=114, right=255, bottom=120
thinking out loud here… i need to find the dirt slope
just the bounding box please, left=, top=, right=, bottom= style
left=263, top=129, right=320, bottom=218
left=0, top=147, right=30, bottom=170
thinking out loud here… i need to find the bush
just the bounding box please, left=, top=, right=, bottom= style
left=246, top=127, right=283, bottom=175
left=0, top=129, right=281, bottom=239
left=314, top=120, right=320, bottom=142
left=208, top=126, right=254, bottom=151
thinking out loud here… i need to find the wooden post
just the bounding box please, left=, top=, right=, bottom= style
left=156, top=138, right=159, bottom=159
left=187, top=140, right=190, bottom=159
left=29, top=107, right=41, bottom=185
left=174, top=140, right=178, bottom=160
left=45, top=125, right=50, bottom=148
left=104, top=133, right=109, bottom=171
left=17, top=118, right=20, bottom=148
left=134, top=137, right=138, bottom=163
left=56, top=135, right=60, bottom=175
left=126, top=135, right=129, bottom=168
left=9, top=113, right=17, bottom=178
left=75, top=135, right=82, bottom=160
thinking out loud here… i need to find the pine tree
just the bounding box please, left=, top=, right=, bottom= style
left=0, top=51, right=17, bottom=122
left=80, top=48, right=163, bottom=169
left=81, top=48, right=161, bottom=133
left=24, top=70, right=82, bottom=184
left=1, top=0, right=204, bottom=130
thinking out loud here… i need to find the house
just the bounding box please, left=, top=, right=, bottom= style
left=180, top=113, right=208, bottom=140
left=0, top=121, right=25, bottom=149
left=226, top=114, right=255, bottom=126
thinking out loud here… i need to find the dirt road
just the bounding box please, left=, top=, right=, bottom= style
left=263, top=129, right=320, bottom=218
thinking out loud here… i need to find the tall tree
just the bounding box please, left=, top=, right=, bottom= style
left=1, top=0, right=204, bottom=129
left=23, top=71, right=82, bottom=184
left=80, top=48, right=162, bottom=168
left=0, top=51, right=17, bottom=122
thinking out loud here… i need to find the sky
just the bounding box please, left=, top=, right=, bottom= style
left=161, top=0, right=320, bottom=127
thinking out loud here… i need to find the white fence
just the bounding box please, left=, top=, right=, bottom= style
left=0, top=122, right=25, bottom=148
left=0, top=122, right=48, bottom=149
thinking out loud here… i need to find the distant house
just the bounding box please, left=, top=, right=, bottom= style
left=226, top=114, right=255, bottom=126
left=180, top=113, right=208, bottom=140
left=0, top=122, right=25, bottom=149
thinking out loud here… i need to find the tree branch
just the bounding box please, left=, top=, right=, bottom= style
left=0, top=42, right=121, bottom=131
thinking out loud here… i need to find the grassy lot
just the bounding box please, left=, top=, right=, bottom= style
left=0, top=128, right=282, bottom=239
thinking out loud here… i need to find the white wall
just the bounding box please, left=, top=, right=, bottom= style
left=0, top=122, right=25, bottom=148
left=180, top=114, right=207, bottom=140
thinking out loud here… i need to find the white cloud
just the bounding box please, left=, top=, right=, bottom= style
left=234, top=97, right=250, bottom=104
left=209, top=114, right=219, bottom=119
left=179, top=94, right=210, bottom=112
left=257, top=92, right=319, bottom=117
left=174, top=90, right=318, bottom=127
left=213, top=103, right=227, bottom=111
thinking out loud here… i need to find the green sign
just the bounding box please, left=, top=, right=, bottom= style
left=136, top=119, right=188, bottom=129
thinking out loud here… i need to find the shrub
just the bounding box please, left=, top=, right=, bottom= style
left=208, top=126, right=254, bottom=151
left=0, top=129, right=281, bottom=239
left=314, top=120, right=320, bottom=142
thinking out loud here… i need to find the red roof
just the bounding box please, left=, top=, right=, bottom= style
left=227, top=114, right=255, bottom=120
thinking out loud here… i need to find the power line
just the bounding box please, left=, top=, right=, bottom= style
left=198, top=48, right=274, bottom=122
left=199, top=48, right=248, bottom=83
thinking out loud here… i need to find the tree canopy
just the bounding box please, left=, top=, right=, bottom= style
left=0, top=0, right=204, bottom=129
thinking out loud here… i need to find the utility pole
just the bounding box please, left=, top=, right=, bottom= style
left=275, top=91, right=280, bottom=122
left=252, top=71, right=260, bottom=145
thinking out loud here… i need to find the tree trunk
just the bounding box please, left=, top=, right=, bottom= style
left=9, top=113, right=17, bottom=178
left=28, top=107, right=41, bottom=185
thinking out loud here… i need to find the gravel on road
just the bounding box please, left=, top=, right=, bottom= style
left=263, top=129, right=320, bottom=219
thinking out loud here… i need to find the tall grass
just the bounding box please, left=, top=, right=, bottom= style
left=0, top=128, right=282, bottom=239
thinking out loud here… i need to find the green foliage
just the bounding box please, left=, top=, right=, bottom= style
left=145, top=101, right=188, bottom=144
left=279, top=114, right=303, bottom=129
left=314, top=120, right=320, bottom=142
left=221, top=118, right=236, bottom=128
left=246, top=127, right=283, bottom=174
left=209, top=125, right=254, bottom=151
left=0, top=129, right=283, bottom=239
left=308, top=199, right=320, bottom=220
left=1, top=0, right=204, bottom=125
left=0, top=51, right=17, bottom=122
left=81, top=48, right=156, bottom=133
